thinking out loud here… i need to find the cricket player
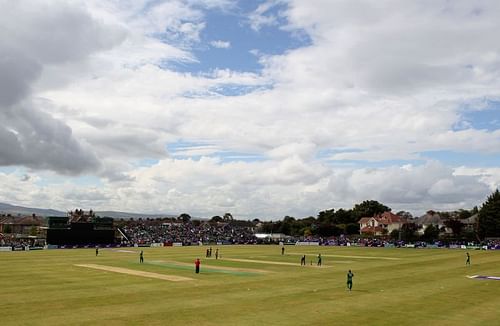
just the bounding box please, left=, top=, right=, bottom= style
left=347, top=270, right=354, bottom=291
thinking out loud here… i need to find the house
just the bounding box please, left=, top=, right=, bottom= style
left=0, top=214, right=45, bottom=235
left=462, top=214, right=478, bottom=233
left=358, top=211, right=405, bottom=236
left=0, top=215, right=15, bottom=233
left=415, top=210, right=447, bottom=235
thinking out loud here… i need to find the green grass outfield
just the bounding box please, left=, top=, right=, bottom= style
left=1, top=245, right=499, bottom=326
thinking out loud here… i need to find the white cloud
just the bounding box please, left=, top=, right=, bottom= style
left=2, top=0, right=500, bottom=218
left=0, top=0, right=125, bottom=174
left=324, top=162, right=492, bottom=214
left=247, top=0, right=283, bottom=31
left=210, top=40, right=231, bottom=49
left=454, top=166, right=500, bottom=192
left=2, top=159, right=494, bottom=218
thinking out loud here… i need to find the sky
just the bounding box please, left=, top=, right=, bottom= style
left=1, top=0, right=500, bottom=219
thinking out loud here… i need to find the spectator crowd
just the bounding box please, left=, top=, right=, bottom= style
left=119, top=220, right=257, bottom=245
left=118, top=220, right=500, bottom=250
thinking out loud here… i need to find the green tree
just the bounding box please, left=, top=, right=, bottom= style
left=317, top=209, right=335, bottom=224
left=444, top=218, right=464, bottom=238
left=260, top=221, right=274, bottom=233
left=317, top=223, right=342, bottom=237
left=352, top=200, right=391, bottom=220
left=345, top=223, right=360, bottom=235
left=273, top=221, right=283, bottom=233
left=401, top=223, right=418, bottom=242
left=389, top=229, right=400, bottom=240
left=477, top=189, right=500, bottom=239
left=178, top=213, right=191, bottom=223
left=211, top=215, right=223, bottom=223
left=422, top=224, right=440, bottom=242
left=334, top=208, right=355, bottom=224
left=396, top=211, right=413, bottom=219
left=457, top=209, right=472, bottom=220
left=279, top=216, right=295, bottom=235
left=438, top=211, right=451, bottom=219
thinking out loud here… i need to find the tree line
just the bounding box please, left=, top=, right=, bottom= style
left=119, top=190, right=500, bottom=242
left=256, top=190, right=500, bottom=242
left=257, top=200, right=391, bottom=237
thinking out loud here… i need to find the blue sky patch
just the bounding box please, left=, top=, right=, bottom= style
left=325, top=159, right=424, bottom=168
left=209, top=84, right=272, bottom=96
left=134, top=158, right=160, bottom=168
left=455, top=100, right=500, bottom=131
left=213, top=151, right=266, bottom=163
left=167, top=140, right=265, bottom=163
left=0, top=166, right=19, bottom=175
left=420, top=150, right=500, bottom=167
left=316, top=148, right=424, bottom=167
left=316, top=148, right=364, bottom=160
left=167, top=1, right=311, bottom=74
left=35, top=175, right=104, bottom=187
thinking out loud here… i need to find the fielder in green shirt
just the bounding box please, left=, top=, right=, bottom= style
left=347, top=270, right=354, bottom=291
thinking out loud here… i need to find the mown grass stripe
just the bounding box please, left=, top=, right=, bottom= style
left=146, top=260, right=259, bottom=276
left=75, top=264, right=193, bottom=281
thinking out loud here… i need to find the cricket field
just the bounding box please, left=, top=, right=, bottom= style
left=1, top=245, right=499, bottom=325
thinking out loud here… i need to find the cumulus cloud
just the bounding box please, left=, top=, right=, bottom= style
left=326, top=162, right=491, bottom=211
left=3, top=158, right=494, bottom=218
left=0, top=0, right=125, bottom=174
left=454, top=166, right=500, bottom=193
left=252, top=0, right=500, bottom=160
left=2, top=0, right=500, bottom=218
left=0, top=102, right=101, bottom=174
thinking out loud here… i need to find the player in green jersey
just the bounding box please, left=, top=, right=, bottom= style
left=347, top=270, right=354, bottom=291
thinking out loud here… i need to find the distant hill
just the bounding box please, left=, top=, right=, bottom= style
left=0, top=202, right=66, bottom=217
left=0, top=202, right=176, bottom=219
